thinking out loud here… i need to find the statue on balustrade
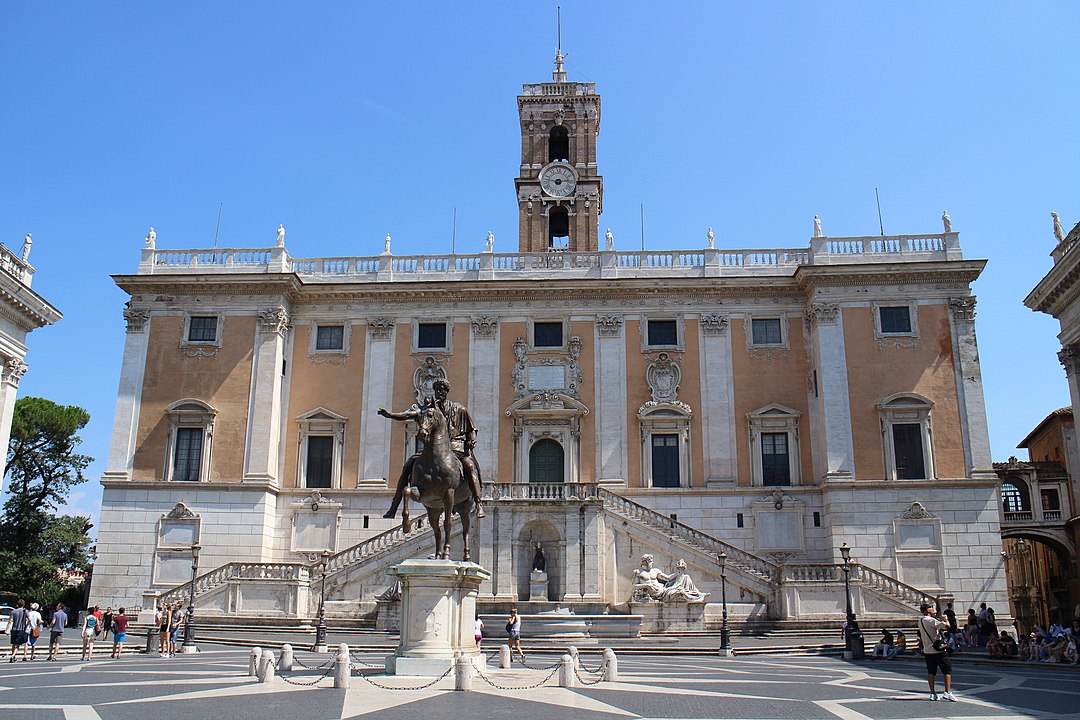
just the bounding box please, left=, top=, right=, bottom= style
left=378, top=379, right=483, bottom=520
left=632, top=554, right=708, bottom=603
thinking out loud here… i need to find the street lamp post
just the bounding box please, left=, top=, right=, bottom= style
left=839, top=542, right=863, bottom=660
left=716, top=551, right=732, bottom=656
left=314, top=550, right=330, bottom=652
left=181, top=543, right=201, bottom=654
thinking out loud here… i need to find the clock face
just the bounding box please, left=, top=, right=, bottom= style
left=540, top=164, right=577, bottom=197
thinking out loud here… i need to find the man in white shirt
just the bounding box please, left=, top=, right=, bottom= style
left=918, top=603, right=956, bottom=701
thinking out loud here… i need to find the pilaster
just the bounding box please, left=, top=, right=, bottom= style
left=0, top=358, right=27, bottom=484
left=595, top=316, right=627, bottom=484
left=243, top=307, right=290, bottom=484
left=358, top=318, right=397, bottom=486
left=807, top=302, right=854, bottom=479
left=103, top=308, right=150, bottom=482
left=564, top=505, right=582, bottom=599
left=699, top=313, right=736, bottom=485
left=468, top=317, right=500, bottom=482
left=948, top=297, right=993, bottom=476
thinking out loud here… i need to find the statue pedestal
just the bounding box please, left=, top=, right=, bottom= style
left=529, top=570, right=549, bottom=601
left=384, top=558, right=491, bottom=676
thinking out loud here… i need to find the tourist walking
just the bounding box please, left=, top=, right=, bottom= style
left=80, top=609, right=100, bottom=660
left=169, top=603, right=184, bottom=656
left=6, top=599, right=28, bottom=662
left=110, top=608, right=129, bottom=658
left=917, top=603, right=956, bottom=701
left=47, top=603, right=67, bottom=660
left=506, top=608, right=524, bottom=663
left=157, top=602, right=171, bottom=657
left=101, top=607, right=113, bottom=642
left=22, top=602, right=43, bottom=661
left=474, top=617, right=484, bottom=648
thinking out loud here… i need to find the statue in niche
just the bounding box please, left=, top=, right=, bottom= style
left=532, top=543, right=546, bottom=572
left=632, top=554, right=708, bottom=603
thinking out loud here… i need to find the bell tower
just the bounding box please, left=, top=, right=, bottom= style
left=515, top=51, right=602, bottom=253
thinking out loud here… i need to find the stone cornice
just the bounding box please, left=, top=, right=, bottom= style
left=1025, top=250, right=1080, bottom=317
left=0, top=272, right=62, bottom=332
left=794, top=260, right=986, bottom=291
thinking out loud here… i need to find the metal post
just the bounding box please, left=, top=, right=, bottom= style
left=717, top=552, right=732, bottom=656
left=314, top=550, right=330, bottom=652
left=181, top=544, right=201, bottom=653
left=839, top=542, right=863, bottom=659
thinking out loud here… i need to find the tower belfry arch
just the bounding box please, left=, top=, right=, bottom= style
left=515, top=48, right=603, bottom=253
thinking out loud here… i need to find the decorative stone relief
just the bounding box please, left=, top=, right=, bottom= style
left=181, top=346, right=218, bottom=359
left=163, top=502, right=198, bottom=519
left=898, top=501, right=935, bottom=520
left=700, top=313, right=728, bottom=336
left=949, top=297, right=977, bottom=322
left=123, top=306, right=150, bottom=333
left=878, top=337, right=919, bottom=351
left=646, top=352, right=681, bottom=404
left=510, top=335, right=581, bottom=399
left=258, top=307, right=291, bottom=336
left=1059, top=345, right=1080, bottom=376
left=414, top=356, right=447, bottom=406
left=804, top=302, right=839, bottom=328
left=3, top=359, right=28, bottom=387
left=511, top=337, right=528, bottom=397
left=748, top=347, right=789, bottom=362
left=597, top=315, right=623, bottom=338
left=368, top=318, right=395, bottom=340
left=471, top=316, right=498, bottom=339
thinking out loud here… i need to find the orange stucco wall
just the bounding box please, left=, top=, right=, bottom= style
left=730, top=316, right=812, bottom=486
left=844, top=304, right=965, bottom=479
left=133, top=314, right=255, bottom=482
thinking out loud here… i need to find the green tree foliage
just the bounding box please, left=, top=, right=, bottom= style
left=0, top=397, right=94, bottom=604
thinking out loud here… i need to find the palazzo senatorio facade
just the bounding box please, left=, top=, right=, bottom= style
left=91, top=58, right=1007, bottom=630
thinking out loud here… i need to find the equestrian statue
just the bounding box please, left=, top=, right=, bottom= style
left=378, top=379, right=484, bottom=561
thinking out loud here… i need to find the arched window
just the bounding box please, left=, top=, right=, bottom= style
left=163, top=399, right=217, bottom=482
left=1001, top=480, right=1030, bottom=513
left=549, top=126, right=569, bottom=162
left=548, top=206, right=570, bottom=251
left=529, top=439, right=564, bottom=483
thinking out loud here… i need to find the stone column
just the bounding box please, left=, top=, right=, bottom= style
left=699, top=314, right=736, bottom=485
left=807, top=303, right=854, bottom=479
left=469, top=317, right=500, bottom=482
left=0, top=357, right=27, bottom=484
left=948, top=298, right=994, bottom=477
left=102, top=308, right=151, bottom=482
left=243, top=308, right=290, bottom=484
left=1059, top=343, right=1080, bottom=505
left=595, top=316, right=627, bottom=485
left=357, top=318, right=396, bottom=485
left=564, top=506, right=582, bottom=599
left=494, top=503, right=515, bottom=600
left=581, top=504, right=602, bottom=601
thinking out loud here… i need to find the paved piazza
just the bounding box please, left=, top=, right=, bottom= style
left=0, top=645, right=1076, bottom=719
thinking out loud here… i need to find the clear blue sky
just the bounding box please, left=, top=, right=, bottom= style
left=2, top=3, right=1077, bottom=529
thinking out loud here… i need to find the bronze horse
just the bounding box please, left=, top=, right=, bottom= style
left=405, top=403, right=473, bottom=561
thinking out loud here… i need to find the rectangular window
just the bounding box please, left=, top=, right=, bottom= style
left=647, top=320, right=678, bottom=347
left=651, top=433, right=680, bottom=488
left=417, top=322, right=448, bottom=350
left=173, top=428, right=203, bottom=482
left=305, top=436, right=333, bottom=489
left=879, top=306, right=912, bottom=334
left=736, top=512, right=744, bottom=528
left=188, top=316, right=218, bottom=343
left=761, top=432, right=790, bottom=486
left=315, top=325, right=344, bottom=351
left=751, top=318, right=782, bottom=345
left=892, top=423, right=925, bottom=479
left=533, top=321, right=563, bottom=348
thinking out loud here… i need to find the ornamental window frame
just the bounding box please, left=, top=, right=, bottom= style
left=296, top=408, right=348, bottom=490
left=638, top=402, right=692, bottom=489
left=640, top=314, right=685, bottom=353
left=877, top=393, right=935, bottom=481
left=528, top=317, right=569, bottom=352
left=309, top=320, right=351, bottom=356
left=746, top=314, right=789, bottom=350
left=162, top=399, right=217, bottom=482
left=412, top=318, right=452, bottom=355
left=873, top=301, right=920, bottom=340
left=747, top=403, right=801, bottom=487
left=182, top=312, right=224, bottom=348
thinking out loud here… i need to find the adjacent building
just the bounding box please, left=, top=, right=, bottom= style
left=90, top=56, right=1007, bottom=628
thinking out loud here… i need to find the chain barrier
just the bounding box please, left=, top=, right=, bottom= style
left=292, top=654, right=335, bottom=671
left=573, top=659, right=608, bottom=686
left=518, top=657, right=562, bottom=671
left=278, top=662, right=337, bottom=687
left=356, top=664, right=453, bottom=690
left=475, top=663, right=561, bottom=690
left=349, top=651, right=384, bottom=668
left=577, top=656, right=605, bottom=674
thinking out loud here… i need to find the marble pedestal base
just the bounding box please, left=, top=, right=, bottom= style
left=529, top=570, right=549, bottom=601
left=384, top=558, right=491, bottom=676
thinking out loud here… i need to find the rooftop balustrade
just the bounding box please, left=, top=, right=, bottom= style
left=134, top=231, right=963, bottom=281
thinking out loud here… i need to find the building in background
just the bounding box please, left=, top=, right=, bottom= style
left=90, top=55, right=1007, bottom=630
left=0, top=233, right=62, bottom=485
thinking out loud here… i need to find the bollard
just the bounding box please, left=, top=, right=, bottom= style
left=558, top=654, right=575, bottom=687
left=603, top=648, right=618, bottom=682
left=257, top=650, right=275, bottom=683
left=278, top=643, right=294, bottom=672
left=568, top=645, right=579, bottom=669
left=249, top=647, right=262, bottom=677
left=499, top=644, right=511, bottom=668
left=333, top=647, right=351, bottom=689
left=454, top=656, right=473, bottom=691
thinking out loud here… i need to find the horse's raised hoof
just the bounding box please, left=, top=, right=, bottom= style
left=474, top=502, right=486, bottom=518
left=382, top=509, right=397, bottom=519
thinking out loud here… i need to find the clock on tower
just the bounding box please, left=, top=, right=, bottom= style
left=515, top=51, right=603, bottom=253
